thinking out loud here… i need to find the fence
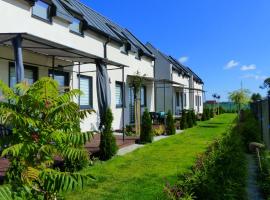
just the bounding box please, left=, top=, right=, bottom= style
left=250, top=97, right=270, bottom=149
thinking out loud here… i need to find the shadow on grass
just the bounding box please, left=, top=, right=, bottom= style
left=199, top=125, right=220, bottom=128
left=207, top=122, right=225, bottom=125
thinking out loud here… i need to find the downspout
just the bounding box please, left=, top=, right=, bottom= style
left=103, top=37, right=111, bottom=59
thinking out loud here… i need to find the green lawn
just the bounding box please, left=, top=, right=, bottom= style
left=66, top=114, right=236, bottom=200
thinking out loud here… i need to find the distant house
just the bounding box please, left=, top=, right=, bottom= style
left=0, top=0, right=155, bottom=131
left=146, top=43, right=204, bottom=115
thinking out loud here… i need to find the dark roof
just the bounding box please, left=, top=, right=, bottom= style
left=186, top=67, right=204, bottom=84
left=146, top=42, right=189, bottom=77
left=49, top=0, right=154, bottom=59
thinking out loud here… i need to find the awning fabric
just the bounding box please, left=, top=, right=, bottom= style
left=12, top=35, right=24, bottom=83
left=96, top=61, right=111, bottom=129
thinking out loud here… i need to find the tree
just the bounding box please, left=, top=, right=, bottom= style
left=260, top=77, right=270, bottom=97
left=228, top=89, right=250, bottom=114
left=191, top=110, right=197, bottom=126
left=180, top=110, right=188, bottom=129
left=251, top=93, right=262, bottom=102
left=99, top=108, right=118, bottom=160
left=187, top=110, right=194, bottom=128
left=0, top=78, right=94, bottom=199
left=212, top=93, right=221, bottom=115
left=140, top=108, right=153, bottom=143
left=166, top=110, right=176, bottom=135
left=130, top=71, right=146, bottom=135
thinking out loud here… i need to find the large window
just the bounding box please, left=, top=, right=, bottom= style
left=79, top=76, right=92, bottom=109
left=32, top=0, right=51, bottom=22
left=9, top=63, right=38, bottom=88
left=140, top=86, right=147, bottom=107
left=70, top=17, right=83, bottom=35
left=49, top=70, right=69, bottom=93
left=115, top=81, right=124, bottom=108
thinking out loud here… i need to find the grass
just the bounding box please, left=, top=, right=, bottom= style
left=66, top=114, right=236, bottom=200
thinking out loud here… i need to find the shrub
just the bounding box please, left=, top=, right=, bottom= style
left=238, top=110, right=261, bottom=149
left=165, top=125, right=247, bottom=200
left=140, top=108, right=153, bottom=143
left=180, top=110, right=188, bottom=129
left=187, top=110, right=194, bottom=128
left=99, top=108, right=118, bottom=160
left=210, top=108, right=214, bottom=118
left=201, top=109, right=207, bottom=121
left=0, top=78, right=94, bottom=199
left=191, top=110, right=197, bottom=126
left=258, top=150, right=270, bottom=199
left=153, top=125, right=165, bottom=136
left=125, top=124, right=135, bottom=136
left=166, top=110, right=176, bottom=135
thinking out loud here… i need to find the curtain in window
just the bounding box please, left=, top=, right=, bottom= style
left=140, top=86, right=146, bottom=106
left=115, top=83, right=122, bottom=106
left=79, top=77, right=90, bottom=106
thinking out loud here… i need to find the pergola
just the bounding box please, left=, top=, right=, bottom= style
left=0, top=33, right=128, bottom=141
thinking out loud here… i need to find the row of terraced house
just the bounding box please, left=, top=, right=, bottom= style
left=0, top=0, right=204, bottom=132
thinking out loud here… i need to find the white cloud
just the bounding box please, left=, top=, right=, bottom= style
left=240, top=64, right=256, bottom=71
left=178, top=56, right=189, bottom=63
left=241, top=74, right=267, bottom=80
left=224, top=60, right=239, bottom=69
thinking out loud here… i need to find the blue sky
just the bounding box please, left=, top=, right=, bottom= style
left=82, top=0, right=270, bottom=101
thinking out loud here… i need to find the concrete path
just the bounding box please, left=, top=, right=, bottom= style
left=117, top=130, right=183, bottom=156
left=246, top=154, right=264, bottom=200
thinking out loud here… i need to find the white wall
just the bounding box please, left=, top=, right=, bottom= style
left=0, top=0, right=155, bottom=131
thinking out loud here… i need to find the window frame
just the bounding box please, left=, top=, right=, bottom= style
left=9, top=62, right=38, bottom=87
left=31, top=0, right=52, bottom=23
left=48, top=70, right=70, bottom=91
left=115, top=81, right=125, bottom=108
left=140, top=85, right=147, bottom=107
left=69, top=17, right=84, bottom=36
left=78, top=75, right=93, bottom=110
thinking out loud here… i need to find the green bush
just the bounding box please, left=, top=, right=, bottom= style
left=210, top=108, right=214, bottom=118
left=0, top=78, right=93, bottom=199
left=140, top=108, right=153, bottom=143
left=125, top=124, right=135, bottom=136
left=191, top=110, right=197, bottom=126
left=165, top=125, right=247, bottom=200
left=99, top=108, right=118, bottom=160
left=187, top=110, right=194, bottom=128
left=166, top=110, right=176, bottom=135
left=258, top=150, right=270, bottom=199
left=153, top=125, right=165, bottom=136
left=238, top=110, right=261, bottom=149
left=180, top=110, right=188, bottom=129
left=201, top=109, right=207, bottom=121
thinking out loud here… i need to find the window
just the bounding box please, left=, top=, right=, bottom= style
left=70, top=17, right=83, bottom=35
left=32, top=0, right=51, bottom=22
left=140, top=86, right=147, bottom=107
left=176, top=92, right=180, bottom=107
left=120, top=43, right=128, bottom=54
left=199, top=96, right=202, bottom=106
left=9, top=63, right=38, bottom=88
left=49, top=70, right=69, bottom=93
left=115, top=82, right=124, bottom=108
left=79, top=76, right=92, bottom=109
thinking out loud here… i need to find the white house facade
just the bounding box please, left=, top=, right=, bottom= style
left=0, top=0, right=155, bottom=131
left=146, top=43, right=204, bottom=115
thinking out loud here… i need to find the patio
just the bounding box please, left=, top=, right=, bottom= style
left=0, top=134, right=138, bottom=183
